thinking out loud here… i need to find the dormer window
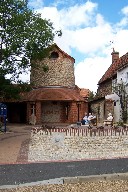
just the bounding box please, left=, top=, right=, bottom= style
left=50, top=51, right=59, bottom=59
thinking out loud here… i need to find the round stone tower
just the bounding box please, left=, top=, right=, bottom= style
left=30, top=44, right=75, bottom=88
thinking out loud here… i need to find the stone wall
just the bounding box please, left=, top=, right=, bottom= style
left=29, top=128, right=128, bottom=162
left=90, top=80, right=114, bottom=123
left=90, top=99, right=114, bottom=122
left=30, top=48, right=75, bottom=87
left=90, top=100, right=105, bottom=123
left=97, top=80, right=112, bottom=97
left=105, top=100, right=114, bottom=118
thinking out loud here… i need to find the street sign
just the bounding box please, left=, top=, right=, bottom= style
left=0, top=103, right=7, bottom=116
left=0, top=103, right=7, bottom=132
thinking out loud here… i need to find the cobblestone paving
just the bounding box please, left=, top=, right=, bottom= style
left=1, top=180, right=128, bottom=192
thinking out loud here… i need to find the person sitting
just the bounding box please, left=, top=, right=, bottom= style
left=88, top=113, right=97, bottom=125
left=103, top=113, right=113, bottom=126
left=81, top=112, right=89, bottom=125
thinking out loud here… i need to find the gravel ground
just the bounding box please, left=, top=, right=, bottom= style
left=1, top=180, right=128, bottom=192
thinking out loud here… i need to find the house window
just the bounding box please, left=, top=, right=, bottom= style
left=30, top=104, right=36, bottom=115
left=112, top=78, right=117, bottom=92
left=50, top=51, right=59, bottom=59
left=123, top=72, right=128, bottom=85
left=126, top=72, right=128, bottom=84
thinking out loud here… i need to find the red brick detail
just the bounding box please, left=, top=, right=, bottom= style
left=36, top=102, right=42, bottom=124
left=26, top=102, right=33, bottom=124
left=111, top=50, right=119, bottom=63
left=27, top=101, right=88, bottom=124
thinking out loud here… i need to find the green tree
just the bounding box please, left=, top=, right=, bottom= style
left=0, top=72, right=32, bottom=100
left=0, top=0, right=61, bottom=99
left=113, top=81, right=128, bottom=123
left=88, top=91, right=95, bottom=101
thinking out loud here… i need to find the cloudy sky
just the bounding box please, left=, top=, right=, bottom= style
left=27, top=0, right=128, bottom=92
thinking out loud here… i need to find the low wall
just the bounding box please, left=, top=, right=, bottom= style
left=28, top=127, right=128, bottom=162
left=31, top=127, right=128, bottom=137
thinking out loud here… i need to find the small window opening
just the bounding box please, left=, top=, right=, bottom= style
left=30, top=104, right=36, bottom=115
left=50, top=52, right=59, bottom=59
left=52, top=101, right=57, bottom=105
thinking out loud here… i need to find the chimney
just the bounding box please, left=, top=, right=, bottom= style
left=111, top=48, right=119, bottom=63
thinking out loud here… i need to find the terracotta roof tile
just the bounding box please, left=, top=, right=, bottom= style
left=22, top=87, right=85, bottom=102
left=98, top=52, right=128, bottom=84
left=80, top=88, right=90, bottom=97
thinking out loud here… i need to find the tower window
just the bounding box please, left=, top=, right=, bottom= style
left=50, top=51, right=59, bottom=59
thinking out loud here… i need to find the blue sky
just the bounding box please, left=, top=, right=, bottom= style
left=25, top=0, right=128, bottom=92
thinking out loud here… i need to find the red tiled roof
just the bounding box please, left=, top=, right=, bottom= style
left=80, top=88, right=90, bottom=97
left=98, top=52, right=128, bottom=84
left=22, top=86, right=85, bottom=102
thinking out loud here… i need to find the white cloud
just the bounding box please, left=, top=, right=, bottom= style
left=121, top=6, right=128, bottom=15
left=117, top=18, right=128, bottom=27
left=37, top=1, right=113, bottom=56
left=36, top=1, right=97, bottom=29
left=114, top=30, right=128, bottom=55
left=116, top=6, right=128, bottom=27
left=71, top=23, right=112, bottom=55
left=36, top=7, right=60, bottom=28
left=24, top=2, right=128, bottom=92
left=54, top=30, right=73, bottom=54
left=75, top=56, right=112, bottom=92
left=58, top=2, right=97, bottom=29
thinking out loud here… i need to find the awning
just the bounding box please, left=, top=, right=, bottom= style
left=105, top=92, right=120, bottom=101
left=22, top=86, right=85, bottom=102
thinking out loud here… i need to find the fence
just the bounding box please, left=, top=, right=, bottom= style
left=31, top=127, right=128, bottom=137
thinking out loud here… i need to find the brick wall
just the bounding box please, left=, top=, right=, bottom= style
left=36, top=102, right=42, bottom=124
left=68, top=102, right=88, bottom=123
left=27, top=101, right=88, bottom=124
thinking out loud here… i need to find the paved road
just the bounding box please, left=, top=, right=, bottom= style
left=0, top=158, right=128, bottom=186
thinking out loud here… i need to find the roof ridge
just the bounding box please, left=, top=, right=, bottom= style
left=50, top=43, right=75, bottom=62
left=98, top=51, right=128, bottom=84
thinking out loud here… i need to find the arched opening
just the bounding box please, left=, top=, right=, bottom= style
left=50, top=51, right=59, bottom=59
